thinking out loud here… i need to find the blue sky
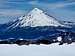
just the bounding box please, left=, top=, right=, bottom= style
left=0, top=0, right=75, bottom=23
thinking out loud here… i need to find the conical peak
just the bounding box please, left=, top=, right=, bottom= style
left=34, top=8, right=39, bottom=10
left=16, top=7, right=63, bottom=27
left=33, top=8, right=41, bottom=11
left=31, top=8, right=43, bottom=14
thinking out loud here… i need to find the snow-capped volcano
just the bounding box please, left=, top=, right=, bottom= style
left=0, top=8, right=75, bottom=45
left=9, top=8, right=63, bottom=28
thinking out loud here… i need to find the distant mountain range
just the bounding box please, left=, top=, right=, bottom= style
left=0, top=8, right=75, bottom=45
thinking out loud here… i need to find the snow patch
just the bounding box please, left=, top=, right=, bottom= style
left=57, top=36, right=62, bottom=41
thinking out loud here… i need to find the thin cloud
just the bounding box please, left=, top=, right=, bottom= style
left=0, top=9, right=27, bottom=16
left=27, top=0, right=39, bottom=5
left=49, top=2, right=75, bottom=9
left=28, top=1, right=75, bottom=9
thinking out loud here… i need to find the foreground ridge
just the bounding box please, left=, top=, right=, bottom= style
left=0, top=31, right=75, bottom=46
